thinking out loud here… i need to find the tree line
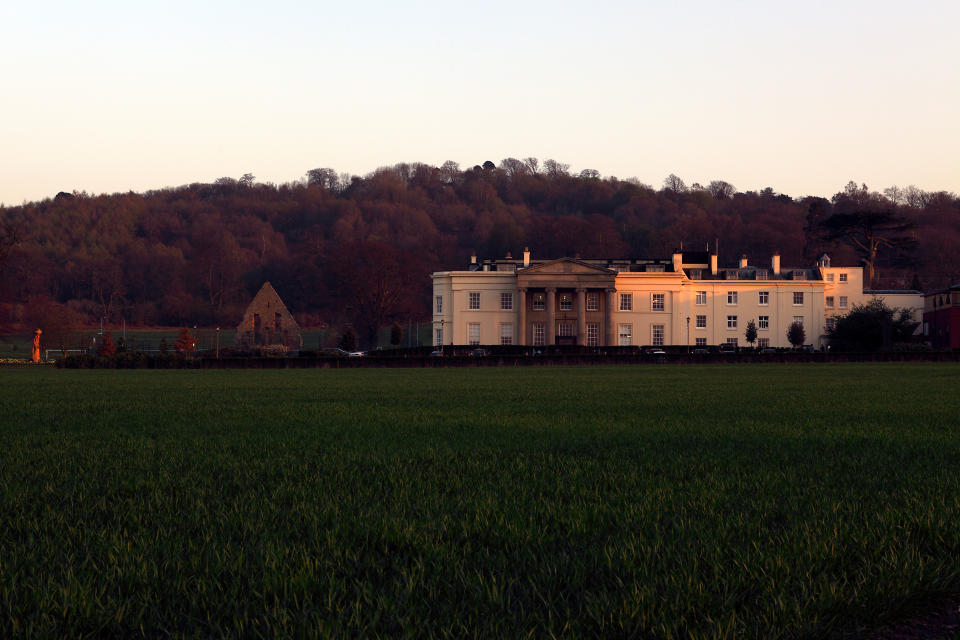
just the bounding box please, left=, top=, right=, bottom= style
left=1, top=159, right=957, bottom=346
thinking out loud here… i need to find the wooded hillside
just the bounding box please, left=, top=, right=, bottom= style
left=2, top=159, right=957, bottom=342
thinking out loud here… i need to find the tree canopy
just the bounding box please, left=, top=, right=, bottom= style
left=1, top=162, right=957, bottom=345
left=827, top=299, right=918, bottom=352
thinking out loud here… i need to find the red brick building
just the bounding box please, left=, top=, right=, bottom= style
left=924, top=285, right=960, bottom=349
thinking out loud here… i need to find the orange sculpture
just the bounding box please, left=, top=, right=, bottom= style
left=32, top=329, right=42, bottom=363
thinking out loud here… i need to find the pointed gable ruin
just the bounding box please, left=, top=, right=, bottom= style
left=235, top=282, right=303, bottom=353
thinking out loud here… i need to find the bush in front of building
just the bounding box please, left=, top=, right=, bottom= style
left=828, top=299, right=918, bottom=352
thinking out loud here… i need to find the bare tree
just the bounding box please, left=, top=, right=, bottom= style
left=663, top=174, right=687, bottom=193
left=708, top=180, right=736, bottom=199
left=307, top=168, right=341, bottom=192
left=543, top=159, right=570, bottom=178
left=499, top=157, right=529, bottom=179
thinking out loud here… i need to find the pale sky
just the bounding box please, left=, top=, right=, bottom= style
left=2, top=0, right=958, bottom=205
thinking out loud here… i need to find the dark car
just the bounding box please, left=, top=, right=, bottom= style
left=469, top=348, right=490, bottom=357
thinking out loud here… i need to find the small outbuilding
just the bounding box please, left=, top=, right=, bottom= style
left=235, top=282, right=302, bottom=353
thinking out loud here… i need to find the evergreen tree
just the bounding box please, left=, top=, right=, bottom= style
left=787, top=321, right=806, bottom=348
left=338, top=327, right=358, bottom=352
left=744, top=320, right=758, bottom=348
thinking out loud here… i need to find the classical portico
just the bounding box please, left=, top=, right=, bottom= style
left=516, top=258, right=617, bottom=346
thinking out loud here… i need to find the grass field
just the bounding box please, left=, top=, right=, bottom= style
left=1, top=364, right=959, bottom=638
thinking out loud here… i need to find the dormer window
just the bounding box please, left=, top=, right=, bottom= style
left=689, top=268, right=702, bottom=280
left=646, top=264, right=664, bottom=272
left=756, top=269, right=768, bottom=280
left=792, top=270, right=805, bottom=279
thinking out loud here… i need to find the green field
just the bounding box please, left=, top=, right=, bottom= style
left=1, top=364, right=959, bottom=638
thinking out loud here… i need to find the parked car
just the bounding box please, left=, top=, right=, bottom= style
left=692, top=348, right=710, bottom=355
left=323, top=348, right=365, bottom=357
left=469, top=348, right=490, bottom=357
left=430, top=349, right=444, bottom=357
left=760, top=347, right=777, bottom=354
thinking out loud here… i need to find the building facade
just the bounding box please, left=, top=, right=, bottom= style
left=432, top=249, right=923, bottom=349
left=235, top=281, right=303, bottom=353
left=923, top=285, right=960, bottom=349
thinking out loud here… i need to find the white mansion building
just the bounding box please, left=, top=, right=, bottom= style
left=431, top=249, right=922, bottom=349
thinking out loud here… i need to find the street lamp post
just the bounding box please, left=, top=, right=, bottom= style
left=216, top=327, right=221, bottom=359
left=686, top=316, right=690, bottom=353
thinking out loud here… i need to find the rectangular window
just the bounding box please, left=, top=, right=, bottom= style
left=695, top=337, right=707, bottom=347
left=756, top=269, right=768, bottom=280
left=793, top=292, right=804, bottom=305
left=557, top=322, right=575, bottom=337
left=696, top=315, right=706, bottom=329
left=500, top=293, right=513, bottom=311
left=646, top=264, right=664, bottom=272
left=758, top=291, right=769, bottom=305
left=726, top=338, right=739, bottom=346
left=586, top=323, right=599, bottom=346
left=435, top=295, right=443, bottom=314
left=435, top=328, right=443, bottom=345
left=758, top=315, right=769, bottom=330
left=468, top=292, right=480, bottom=310
left=826, top=273, right=834, bottom=282
left=533, top=323, right=545, bottom=346
left=651, top=293, right=665, bottom=311
left=793, top=270, right=806, bottom=279
left=620, top=293, right=633, bottom=311
left=839, top=273, right=848, bottom=282
left=468, top=323, right=481, bottom=345
left=500, top=323, right=513, bottom=345
left=793, top=315, right=804, bottom=326
left=586, top=293, right=599, bottom=312
left=652, top=324, right=664, bottom=346
left=727, top=291, right=738, bottom=305
left=689, top=269, right=702, bottom=280
left=696, top=291, right=707, bottom=305
left=839, top=296, right=848, bottom=309
left=559, top=293, right=572, bottom=311
left=758, top=338, right=770, bottom=348
left=826, top=317, right=836, bottom=331
left=275, top=312, right=282, bottom=331
left=532, top=293, right=545, bottom=311
left=727, top=270, right=739, bottom=280
left=727, top=315, right=738, bottom=329
left=618, top=324, right=632, bottom=346
left=826, top=296, right=834, bottom=308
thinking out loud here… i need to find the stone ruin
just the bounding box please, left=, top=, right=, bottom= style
left=235, top=282, right=302, bottom=354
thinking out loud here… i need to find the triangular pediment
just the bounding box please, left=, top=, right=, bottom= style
left=236, top=282, right=300, bottom=332
left=520, top=258, right=614, bottom=275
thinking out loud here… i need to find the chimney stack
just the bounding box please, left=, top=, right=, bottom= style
left=739, top=254, right=748, bottom=269
left=772, top=252, right=781, bottom=276
left=523, top=247, right=530, bottom=267
left=672, top=249, right=683, bottom=273
left=710, top=253, right=718, bottom=276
